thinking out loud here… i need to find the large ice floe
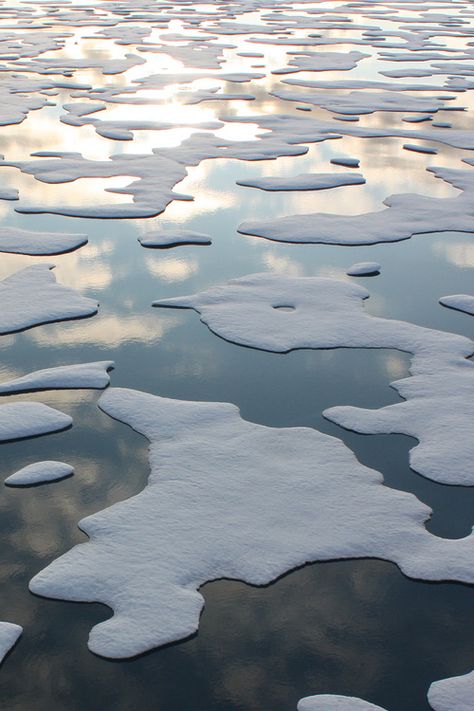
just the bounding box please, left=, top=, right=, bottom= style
left=155, top=273, right=474, bottom=485
left=427, top=670, right=474, bottom=711
left=0, top=264, right=98, bottom=334
left=30, top=387, right=474, bottom=658
left=0, top=362, right=114, bottom=395
left=5, top=461, right=74, bottom=487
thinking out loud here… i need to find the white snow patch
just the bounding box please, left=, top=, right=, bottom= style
left=0, top=361, right=114, bottom=395
left=5, top=461, right=74, bottom=487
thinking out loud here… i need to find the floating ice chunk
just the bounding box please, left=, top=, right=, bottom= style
left=297, top=696, right=386, bottom=711
left=0, top=227, right=87, bottom=255
left=236, top=172, right=365, bottom=191
left=403, top=143, right=438, bottom=154
left=0, top=188, right=18, bottom=200
left=0, top=623, right=22, bottom=664
left=439, top=294, right=474, bottom=315
left=346, top=262, right=381, bottom=276
left=155, top=273, right=474, bottom=485
left=29, top=387, right=474, bottom=658
left=330, top=157, right=359, bottom=168
left=0, top=361, right=114, bottom=395
left=272, top=50, right=368, bottom=75
left=428, top=670, right=474, bottom=711
left=138, top=229, right=211, bottom=248
left=5, top=461, right=74, bottom=487
left=0, top=402, right=72, bottom=442
left=403, top=115, right=433, bottom=123
left=0, top=264, right=98, bottom=334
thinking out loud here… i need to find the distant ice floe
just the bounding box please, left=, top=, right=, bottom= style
left=237, top=172, right=365, bottom=191
left=0, top=361, right=114, bottom=395
left=138, top=229, right=211, bottom=248
left=0, top=264, right=98, bottom=334
left=0, top=402, right=71, bottom=442
left=346, top=262, right=381, bottom=276
left=29, top=387, right=474, bottom=658
left=5, top=461, right=74, bottom=487
left=428, top=670, right=474, bottom=711
left=238, top=165, right=474, bottom=246
left=0, top=623, right=22, bottom=665
left=0, top=227, right=87, bottom=255
left=155, top=273, right=474, bottom=485
left=439, top=294, right=474, bottom=315
left=297, top=696, right=385, bottom=711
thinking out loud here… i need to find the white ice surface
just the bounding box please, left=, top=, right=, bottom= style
left=0, top=402, right=72, bottom=442
left=29, top=387, right=474, bottom=659
left=439, top=294, right=474, bottom=315
left=138, top=229, right=211, bottom=248
left=0, top=623, right=22, bottom=664
left=155, top=273, right=474, bottom=485
left=0, top=227, right=87, bottom=255
left=428, top=670, right=474, bottom=711
left=297, top=697, right=386, bottom=711
left=0, top=264, right=98, bottom=334
left=5, top=461, right=74, bottom=487
left=346, top=262, right=381, bottom=276
left=236, top=173, right=365, bottom=191
left=0, top=361, right=114, bottom=395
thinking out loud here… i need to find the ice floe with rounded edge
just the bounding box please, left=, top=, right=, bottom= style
left=238, top=165, right=474, bottom=246
left=439, top=294, right=474, bottom=315
left=297, top=696, right=386, bottom=711
left=428, top=670, right=474, bottom=711
left=236, top=172, right=365, bottom=191
left=403, top=143, right=438, bottom=155
left=330, top=157, right=360, bottom=168
left=138, top=229, right=211, bottom=248
left=0, top=361, right=114, bottom=395
left=346, top=262, right=381, bottom=276
left=5, top=461, right=74, bottom=487
left=154, top=273, right=474, bottom=485
left=0, top=402, right=72, bottom=442
left=29, top=386, right=474, bottom=659
left=0, top=623, right=22, bottom=665
left=272, top=50, right=368, bottom=75
left=0, top=264, right=98, bottom=335
left=0, top=227, right=87, bottom=255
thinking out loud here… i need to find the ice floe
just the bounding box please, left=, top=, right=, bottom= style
left=236, top=172, right=365, bottom=191
left=0, top=362, right=114, bottom=395
left=5, top=461, right=74, bottom=487
left=155, top=273, right=474, bottom=485
left=0, top=264, right=98, bottom=335
left=439, top=294, right=474, bottom=315
left=428, top=670, right=474, bottom=711
left=297, top=697, right=386, bottom=711
left=138, top=229, right=211, bottom=248
left=0, top=402, right=72, bottom=442
left=29, top=387, right=474, bottom=659
left=346, top=262, right=381, bottom=276
left=0, top=623, right=22, bottom=665
left=0, top=227, right=87, bottom=255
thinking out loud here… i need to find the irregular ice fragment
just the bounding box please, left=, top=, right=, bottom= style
left=0, top=623, right=22, bottom=664
left=5, top=461, right=73, bottom=487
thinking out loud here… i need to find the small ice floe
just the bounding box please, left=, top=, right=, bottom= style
left=0, top=402, right=72, bottom=442
left=439, top=294, right=474, bottom=315
left=403, top=143, right=438, bottom=155
left=5, top=461, right=74, bottom=487
left=0, top=227, right=87, bottom=255
left=297, top=696, right=386, bottom=710
left=237, top=172, right=365, bottom=191
left=346, top=262, right=381, bottom=276
left=0, top=623, right=22, bottom=665
left=0, top=361, right=114, bottom=395
left=428, top=670, right=474, bottom=711
left=138, top=229, right=211, bottom=248
left=330, top=157, right=360, bottom=168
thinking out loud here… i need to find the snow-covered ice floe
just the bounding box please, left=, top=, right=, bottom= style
left=427, top=669, right=474, bottom=711
left=0, top=264, right=98, bottom=334
left=0, top=623, right=22, bottom=665
left=29, top=387, right=474, bottom=658
left=138, top=229, right=211, bottom=248
left=236, top=172, right=365, bottom=191
left=0, top=361, right=114, bottom=395
left=439, top=294, right=474, bottom=316
left=346, top=262, right=381, bottom=276
left=0, top=402, right=72, bottom=442
left=5, top=461, right=74, bottom=487
left=297, top=696, right=386, bottom=711
left=155, top=273, right=474, bottom=485
left=0, top=227, right=87, bottom=255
